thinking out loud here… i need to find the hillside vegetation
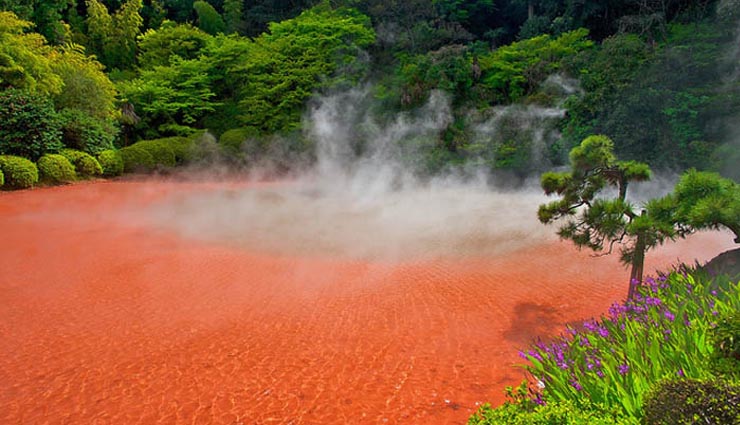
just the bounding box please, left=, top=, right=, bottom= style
left=0, top=0, right=738, bottom=182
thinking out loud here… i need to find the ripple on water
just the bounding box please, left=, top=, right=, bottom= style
left=0, top=180, right=735, bottom=424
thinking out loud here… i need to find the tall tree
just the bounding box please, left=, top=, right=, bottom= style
left=111, top=0, right=143, bottom=68
left=85, top=0, right=143, bottom=69
left=193, top=0, right=225, bottom=35
left=31, top=0, right=69, bottom=43
left=85, top=0, right=113, bottom=62
left=223, top=0, right=243, bottom=34
left=538, top=135, right=670, bottom=299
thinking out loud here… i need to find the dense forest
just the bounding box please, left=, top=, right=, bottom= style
left=1, top=0, right=739, bottom=186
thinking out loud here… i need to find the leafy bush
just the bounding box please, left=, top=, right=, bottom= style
left=37, top=154, right=77, bottom=184
left=712, top=312, right=740, bottom=361
left=468, top=382, right=637, bottom=424
left=58, top=109, right=118, bottom=154
left=469, top=400, right=636, bottom=425
left=0, top=169, right=4, bottom=186
left=119, top=145, right=156, bottom=173
left=59, top=149, right=103, bottom=178
left=141, top=136, right=194, bottom=164
left=0, top=155, right=39, bottom=188
left=136, top=140, right=176, bottom=167
left=643, top=379, right=740, bottom=425
left=97, top=149, right=124, bottom=177
left=219, top=127, right=259, bottom=156
left=170, top=136, right=196, bottom=164
left=0, top=89, right=63, bottom=161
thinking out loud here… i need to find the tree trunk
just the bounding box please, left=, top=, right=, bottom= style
left=627, top=233, right=646, bottom=300
left=528, top=1, right=534, bottom=20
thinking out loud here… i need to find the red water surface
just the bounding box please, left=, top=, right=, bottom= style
left=0, top=180, right=735, bottom=424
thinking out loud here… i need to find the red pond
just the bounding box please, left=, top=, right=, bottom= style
left=0, top=179, right=735, bottom=424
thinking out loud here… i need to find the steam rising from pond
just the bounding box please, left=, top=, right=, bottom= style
left=150, top=88, right=558, bottom=261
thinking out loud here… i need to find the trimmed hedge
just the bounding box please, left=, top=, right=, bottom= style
left=120, top=145, right=156, bottom=173
left=165, top=136, right=195, bottom=164
left=37, top=154, right=77, bottom=184
left=0, top=155, right=39, bottom=189
left=59, top=149, right=103, bottom=178
left=136, top=139, right=176, bottom=167
left=219, top=127, right=259, bottom=156
left=643, top=379, right=740, bottom=425
left=0, top=169, right=4, bottom=187
left=97, top=149, right=124, bottom=177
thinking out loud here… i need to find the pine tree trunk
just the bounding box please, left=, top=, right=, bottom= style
left=627, top=234, right=646, bottom=300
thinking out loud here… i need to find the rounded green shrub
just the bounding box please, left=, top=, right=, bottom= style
left=219, top=127, right=259, bottom=156
left=97, top=149, right=124, bottom=177
left=643, top=379, right=740, bottom=425
left=59, top=149, right=103, bottom=178
left=37, top=154, right=77, bottom=184
left=0, top=90, right=63, bottom=161
left=0, top=169, right=4, bottom=187
left=170, top=137, right=195, bottom=164
left=0, top=155, right=40, bottom=189
left=137, top=140, right=176, bottom=167
left=119, top=145, right=156, bottom=173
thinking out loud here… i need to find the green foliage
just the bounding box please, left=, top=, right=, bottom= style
left=670, top=170, right=740, bottom=243
left=0, top=168, right=3, bottom=186
left=119, top=144, right=155, bottom=172
left=477, top=29, right=592, bottom=104
left=97, top=149, right=124, bottom=176
left=29, top=0, right=68, bottom=44
left=0, top=89, right=63, bottom=161
left=0, top=154, right=39, bottom=188
left=711, top=312, right=740, bottom=363
left=85, top=0, right=113, bottom=63
left=397, top=45, right=473, bottom=106
left=59, top=148, right=103, bottom=178
left=193, top=1, right=225, bottom=35
left=137, top=22, right=212, bottom=69
left=0, top=11, right=62, bottom=96
left=135, top=139, right=176, bottom=167
left=563, top=22, right=739, bottom=169
left=141, top=136, right=195, bottom=164
left=58, top=109, right=118, bottom=154
left=118, top=56, right=217, bottom=138
left=49, top=43, right=118, bottom=119
left=469, top=399, right=636, bottom=425
left=37, top=153, right=77, bottom=183
left=237, top=5, right=375, bottom=132
left=643, top=379, right=740, bottom=425
left=223, top=0, right=244, bottom=34
left=219, top=127, right=259, bottom=156
left=85, top=0, right=143, bottom=70
left=118, top=136, right=194, bottom=171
